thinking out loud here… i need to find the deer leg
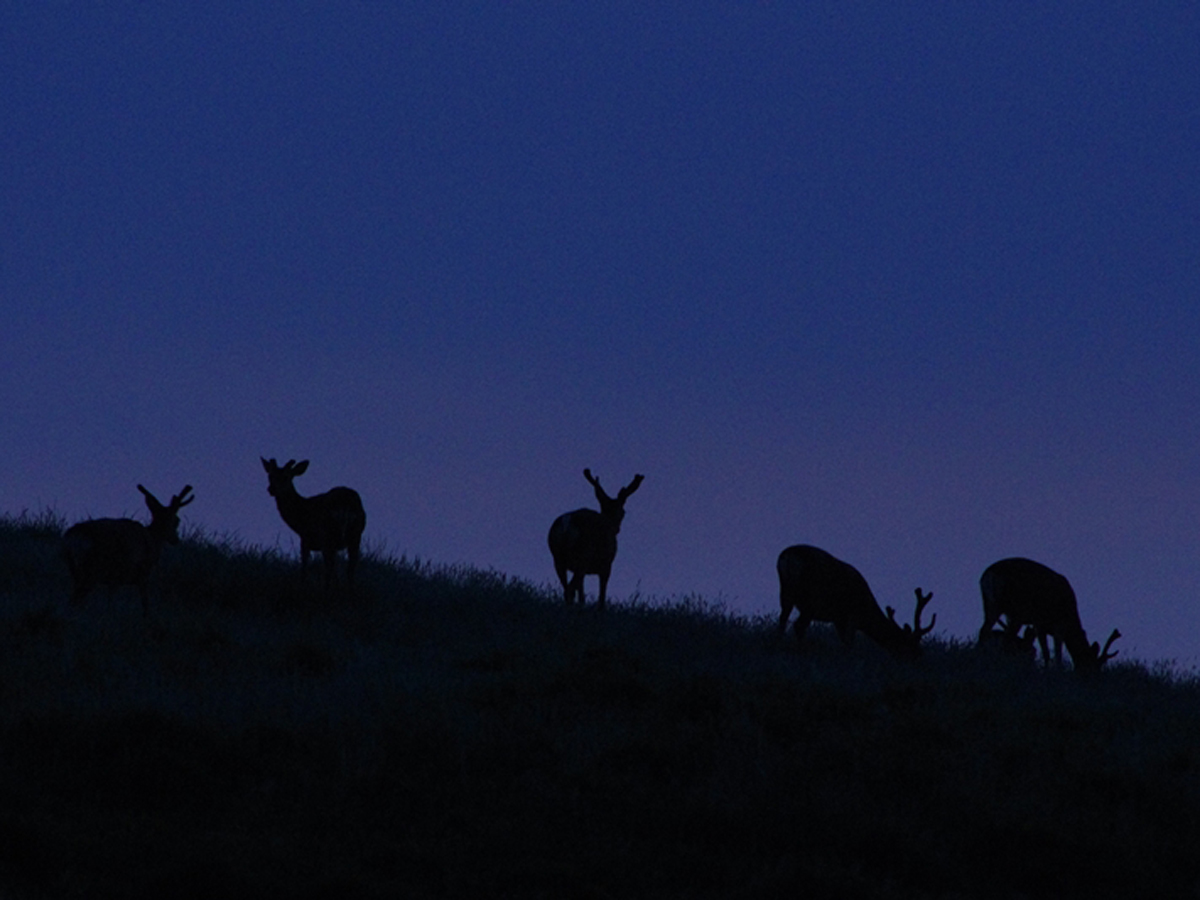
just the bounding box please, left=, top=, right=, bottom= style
left=1036, top=632, right=1052, bottom=668
left=834, top=619, right=856, bottom=648
left=566, top=571, right=583, bottom=605
left=777, top=599, right=794, bottom=636
left=346, top=542, right=360, bottom=588
left=597, top=572, right=609, bottom=610
left=978, top=612, right=1002, bottom=644
left=792, top=612, right=813, bottom=645
left=323, top=551, right=336, bottom=592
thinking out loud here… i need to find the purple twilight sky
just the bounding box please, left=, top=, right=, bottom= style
left=3, top=4, right=1199, bottom=665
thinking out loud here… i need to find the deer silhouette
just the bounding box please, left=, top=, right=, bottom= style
left=261, top=458, right=366, bottom=591
left=62, top=484, right=195, bottom=615
left=548, top=469, right=644, bottom=609
left=979, top=557, right=1120, bottom=671
left=776, top=544, right=935, bottom=659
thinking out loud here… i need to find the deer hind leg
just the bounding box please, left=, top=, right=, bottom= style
left=70, top=579, right=90, bottom=606
left=834, top=618, right=856, bottom=648
left=346, top=540, right=361, bottom=588
left=554, top=562, right=571, bottom=603
left=566, top=571, right=584, bottom=605
left=322, top=550, right=337, bottom=591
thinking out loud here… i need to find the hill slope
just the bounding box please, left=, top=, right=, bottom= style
left=0, top=514, right=1198, bottom=898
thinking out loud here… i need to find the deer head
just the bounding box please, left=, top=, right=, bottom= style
left=583, top=468, right=644, bottom=530
left=137, top=483, right=195, bottom=544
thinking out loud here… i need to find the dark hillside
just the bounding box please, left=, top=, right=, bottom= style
left=0, top=514, right=1197, bottom=898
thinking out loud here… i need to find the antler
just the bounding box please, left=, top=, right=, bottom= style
left=618, top=474, right=645, bottom=501
left=886, top=588, right=936, bottom=643
left=171, top=485, right=196, bottom=510
left=1094, top=628, right=1121, bottom=666
left=582, top=468, right=607, bottom=499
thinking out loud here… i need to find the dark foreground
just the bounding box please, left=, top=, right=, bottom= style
left=0, top=516, right=1197, bottom=898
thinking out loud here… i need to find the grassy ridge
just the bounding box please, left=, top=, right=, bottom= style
left=0, top=513, right=1198, bottom=898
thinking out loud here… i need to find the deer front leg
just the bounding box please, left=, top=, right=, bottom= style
left=792, top=612, right=813, bottom=645
left=299, top=542, right=312, bottom=582
left=777, top=600, right=794, bottom=636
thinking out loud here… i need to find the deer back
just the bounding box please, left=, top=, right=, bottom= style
left=980, top=557, right=1085, bottom=643
left=548, top=508, right=617, bottom=575
left=63, top=517, right=158, bottom=588
left=283, top=486, right=366, bottom=552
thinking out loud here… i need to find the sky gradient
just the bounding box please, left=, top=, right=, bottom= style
left=4, top=4, right=1199, bottom=664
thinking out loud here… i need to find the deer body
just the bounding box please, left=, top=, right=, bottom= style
left=978, top=557, right=1119, bottom=671
left=548, top=469, right=643, bottom=608
left=261, top=458, right=366, bottom=590
left=62, top=484, right=194, bottom=615
left=776, top=544, right=935, bottom=659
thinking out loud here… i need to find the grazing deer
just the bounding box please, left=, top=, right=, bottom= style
left=776, top=544, right=936, bottom=659
left=548, top=469, right=644, bottom=609
left=978, top=557, right=1120, bottom=672
left=62, top=484, right=195, bottom=615
left=261, top=458, right=366, bottom=591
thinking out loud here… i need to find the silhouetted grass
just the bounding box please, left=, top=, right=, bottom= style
left=0, top=512, right=1198, bottom=897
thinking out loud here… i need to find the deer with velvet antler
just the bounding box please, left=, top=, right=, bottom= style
left=62, top=483, right=195, bottom=615
left=261, top=458, right=366, bottom=592
left=548, top=469, right=644, bottom=609
left=978, top=557, right=1120, bottom=672
left=776, top=544, right=936, bottom=659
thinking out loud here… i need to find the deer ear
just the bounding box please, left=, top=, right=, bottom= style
left=261, top=457, right=274, bottom=473
left=294, top=460, right=310, bottom=475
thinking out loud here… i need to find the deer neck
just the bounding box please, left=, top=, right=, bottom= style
left=142, top=519, right=175, bottom=557
left=274, top=486, right=315, bottom=532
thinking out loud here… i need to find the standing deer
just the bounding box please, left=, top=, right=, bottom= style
left=776, top=544, right=936, bottom=659
left=261, top=458, right=366, bottom=591
left=978, top=557, right=1120, bottom=671
left=62, top=484, right=195, bottom=615
left=548, top=469, right=644, bottom=609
